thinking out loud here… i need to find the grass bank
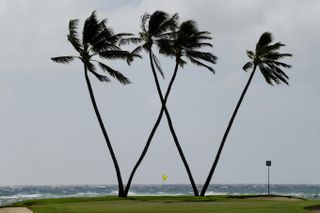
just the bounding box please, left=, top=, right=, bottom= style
left=6, top=195, right=320, bottom=213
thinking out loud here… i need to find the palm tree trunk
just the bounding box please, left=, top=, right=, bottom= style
left=84, top=66, right=125, bottom=197
left=124, top=104, right=165, bottom=196
left=148, top=51, right=199, bottom=196
left=124, top=59, right=181, bottom=196
left=200, top=65, right=257, bottom=196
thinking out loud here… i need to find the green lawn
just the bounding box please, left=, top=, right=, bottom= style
left=9, top=195, right=320, bottom=213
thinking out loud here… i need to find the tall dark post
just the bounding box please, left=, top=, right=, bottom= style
left=266, top=160, right=271, bottom=195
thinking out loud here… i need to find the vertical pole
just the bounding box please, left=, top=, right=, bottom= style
left=162, top=179, right=164, bottom=192
left=266, top=160, right=271, bottom=195
left=267, top=166, right=270, bottom=195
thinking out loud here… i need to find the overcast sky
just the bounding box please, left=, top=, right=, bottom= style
left=0, top=0, right=319, bottom=186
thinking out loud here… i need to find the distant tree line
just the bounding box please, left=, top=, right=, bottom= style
left=52, top=11, right=292, bottom=197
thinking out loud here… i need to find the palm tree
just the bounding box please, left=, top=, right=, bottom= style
left=121, top=11, right=200, bottom=196
left=200, top=32, right=292, bottom=196
left=157, top=19, right=217, bottom=194
left=51, top=11, right=133, bottom=197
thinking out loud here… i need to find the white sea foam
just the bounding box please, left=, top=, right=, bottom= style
left=205, top=192, right=229, bottom=196
left=73, top=192, right=99, bottom=197
left=0, top=194, right=42, bottom=199
left=110, top=190, right=118, bottom=195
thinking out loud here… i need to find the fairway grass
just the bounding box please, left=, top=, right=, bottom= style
left=5, top=195, right=320, bottom=213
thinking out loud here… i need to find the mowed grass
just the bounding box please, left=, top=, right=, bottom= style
left=10, top=195, right=320, bottom=213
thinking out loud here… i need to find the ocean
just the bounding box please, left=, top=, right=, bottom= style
left=1, top=184, right=319, bottom=206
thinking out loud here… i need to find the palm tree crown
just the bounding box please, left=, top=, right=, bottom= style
left=52, top=11, right=131, bottom=84
left=243, top=32, right=292, bottom=85
left=157, top=20, right=217, bottom=73
left=120, top=10, right=178, bottom=76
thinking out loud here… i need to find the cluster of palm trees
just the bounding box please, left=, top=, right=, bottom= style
left=52, top=11, right=292, bottom=197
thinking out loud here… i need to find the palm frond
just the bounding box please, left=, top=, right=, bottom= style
left=176, top=21, right=213, bottom=50
left=119, top=37, right=143, bottom=46
left=185, top=42, right=213, bottom=49
left=69, top=19, right=79, bottom=37
left=266, top=63, right=289, bottom=85
left=86, top=61, right=110, bottom=82
left=189, top=57, right=215, bottom=73
left=99, top=50, right=132, bottom=60
left=193, top=31, right=212, bottom=37
left=246, top=50, right=255, bottom=59
left=152, top=52, right=164, bottom=78
left=187, top=31, right=213, bottom=43
left=179, top=20, right=198, bottom=36
left=114, top=33, right=133, bottom=38
left=157, top=31, right=177, bottom=38
left=97, top=62, right=131, bottom=84
left=242, top=61, right=253, bottom=72
left=185, top=36, right=213, bottom=48
left=103, top=33, right=132, bottom=45
left=90, top=21, right=118, bottom=52
left=156, top=13, right=178, bottom=35
left=141, top=13, right=151, bottom=33
left=68, top=35, right=83, bottom=53
left=262, top=60, right=291, bottom=68
left=130, top=45, right=144, bottom=56
left=256, top=32, right=273, bottom=49
left=89, top=70, right=111, bottom=82
left=263, top=42, right=285, bottom=52
left=259, top=64, right=274, bottom=85
left=82, top=10, right=101, bottom=46
left=264, top=52, right=292, bottom=61
left=51, top=56, right=75, bottom=64
left=91, top=34, right=121, bottom=52
left=157, top=38, right=175, bottom=56
left=68, top=19, right=83, bottom=52
left=259, top=63, right=289, bottom=85
left=148, top=11, right=170, bottom=35
left=86, top=61, right=96, bottom=73
left=127, top=46, right=143, bottom=64
left=186, top=50, right=217, bottom=64
left=92, top=42, right=121, bottom=53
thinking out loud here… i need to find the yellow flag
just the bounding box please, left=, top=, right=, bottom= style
left=162, top=174, right=167, bottom=181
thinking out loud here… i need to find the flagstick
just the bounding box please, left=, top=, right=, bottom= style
left=162, top=174, right=164, bottom=193
left=162, top=179, right=164, bottom=193
left=162, top=174, right=167, bottom=194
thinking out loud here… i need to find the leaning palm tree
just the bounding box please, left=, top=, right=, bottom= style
left=156, top=19, right=217, bottom=193
left=200, top=32, right=292, bottom=196
left=51, top=11, right=132, bottom=197
left=121, top=11, right=199, bottom=196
